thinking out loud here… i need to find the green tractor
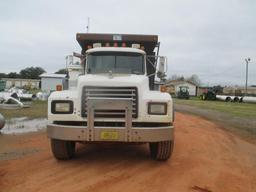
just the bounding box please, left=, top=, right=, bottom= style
left=177, top=86, right=190, bottom=99
left=200, top=89, right=216, bottom=100
left=200, top=86, right=220, bottom=101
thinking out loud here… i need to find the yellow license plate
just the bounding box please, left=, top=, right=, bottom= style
left=100, top=131, right=119, bottom=140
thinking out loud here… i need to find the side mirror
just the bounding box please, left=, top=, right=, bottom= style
left=0, top=113, right=5, bottom=130
left=157, top=56, right=167, bottom=79
left=73, top=52, right=84, bottom=59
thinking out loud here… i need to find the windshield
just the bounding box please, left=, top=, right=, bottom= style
left=87, top=52, right=144, bottom=74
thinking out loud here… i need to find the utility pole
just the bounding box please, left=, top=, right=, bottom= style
left=245, top=58, right=251, bottom=96
left=86, top=17, right=90, bottom=33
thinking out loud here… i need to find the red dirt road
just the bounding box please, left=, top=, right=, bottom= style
left=1, top=113, right=256, bottom=192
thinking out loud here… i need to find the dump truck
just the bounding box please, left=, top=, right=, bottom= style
left=47, top=33, right=174, bottom=160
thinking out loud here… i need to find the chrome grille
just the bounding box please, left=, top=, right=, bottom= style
left=81, top=86, right=138, bottom=118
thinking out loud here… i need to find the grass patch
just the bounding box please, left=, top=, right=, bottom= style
left=0, top=100, right=47, bottom=119
left=174, top=97, right=256, bottom=119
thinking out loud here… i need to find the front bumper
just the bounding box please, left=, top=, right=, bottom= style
left=48, top=98, right=174, bottom=142
left=47, top=124, right=174, bottom=142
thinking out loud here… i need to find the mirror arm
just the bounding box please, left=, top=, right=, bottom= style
left=73, top=52, right=85, bottom=59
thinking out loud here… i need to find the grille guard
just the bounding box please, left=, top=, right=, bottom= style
left=87, top=98, right=133, bottom=142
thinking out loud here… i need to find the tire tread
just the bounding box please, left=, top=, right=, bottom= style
left=149, top=140, right=174, bottom=161
left=51, top=139, right=75, bottom=160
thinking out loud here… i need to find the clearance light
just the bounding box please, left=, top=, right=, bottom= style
left=160, top=85, right=167, bottom=92
left=105, top=42, right=110, bottom=47
left=132, top=44, right=140, bottom=49
left=56, top=85, right=62, bottom=91
left=87, top=45, right=92, bottom=49
left=113, top=42, right=118, bottom=47
left=121, top=42, right=126, bottom=47
left=93, top=43, right=102, bottom=48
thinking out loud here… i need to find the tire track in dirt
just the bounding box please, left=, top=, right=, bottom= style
left=0, top=112, right=256, bottom=192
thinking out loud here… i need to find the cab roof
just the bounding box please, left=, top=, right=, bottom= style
left=86, top=47, right=146, bottom=54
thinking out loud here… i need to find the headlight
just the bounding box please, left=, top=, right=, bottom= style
left=51, top=100, right=73, bottom=114
left=148, top=102, right=167, bottom=115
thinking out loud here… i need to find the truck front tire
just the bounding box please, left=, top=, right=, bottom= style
left=51, top=139, right=76, bottom=160
left=149, top=140, right=174, bottom=161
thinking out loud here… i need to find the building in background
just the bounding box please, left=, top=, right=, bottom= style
left=223, top=86, right=256, bottom=96
left=1, top=78, right=40, bottom=89
left=40, top=73, right=67, bottom=92
left=165, top=80, right=197, bottom=96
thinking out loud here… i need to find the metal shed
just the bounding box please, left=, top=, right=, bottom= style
left=40, top=73, right=67, bottom=92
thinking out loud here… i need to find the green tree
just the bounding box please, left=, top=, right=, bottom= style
left=169, top=74, right=185, bottom=81
left=55, top=68, right=67, bottom=74
left=20, top=67, right=46, bottom=79
left=7, top=72, right=20, bottom=78
left=186, top=74, right=201, bottom=86
left=0, top=73, right=7, bottom=78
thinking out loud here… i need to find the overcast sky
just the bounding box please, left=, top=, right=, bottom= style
left=0, top=0, right=256, bottom=86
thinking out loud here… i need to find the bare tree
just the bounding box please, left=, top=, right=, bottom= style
left=186, top=74, right=201, bottom=86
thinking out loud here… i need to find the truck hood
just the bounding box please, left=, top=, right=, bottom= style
left=77, top=74, right=149, bottom=89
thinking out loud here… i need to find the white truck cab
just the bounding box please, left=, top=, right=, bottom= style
left=47, top=33, right=174, bottom=160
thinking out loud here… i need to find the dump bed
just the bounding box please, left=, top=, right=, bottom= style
left=76, top=33, right=158, bottom=55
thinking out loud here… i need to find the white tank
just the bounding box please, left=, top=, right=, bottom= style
left=66, top=55, right=82, bottom=88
